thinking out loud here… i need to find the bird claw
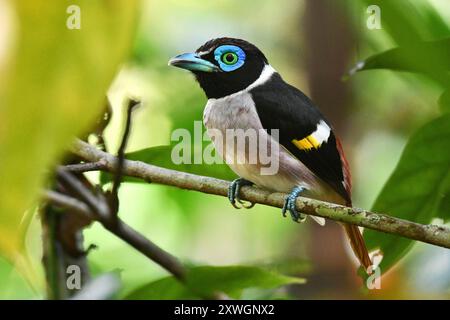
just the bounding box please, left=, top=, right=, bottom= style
left=282, top=186, right=307, bottom=223
left=228, top=178, right=255, bottom=209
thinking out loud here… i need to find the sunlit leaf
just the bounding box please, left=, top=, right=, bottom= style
left=350, top=38, right=450, bottom=86
left=0, top=0, right=138, bottom=261
left=364, top=114, right=450, bottom=272
left=125, top=265, right=305, bottom=299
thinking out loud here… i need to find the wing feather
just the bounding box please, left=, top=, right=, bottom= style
left=250, top=74, right=350, bottom=202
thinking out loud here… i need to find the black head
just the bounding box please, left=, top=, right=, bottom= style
left=169, top=38, right=268, bottom=99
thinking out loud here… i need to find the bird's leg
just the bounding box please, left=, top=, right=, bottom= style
left=228, top=178, right=255, bottom=209
left=282, top=186, right=307, bottom=223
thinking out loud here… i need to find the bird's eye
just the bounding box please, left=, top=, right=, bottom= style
left=214, top=45, right=246, bottom=72
left=222, top=52, right=238, bottom=65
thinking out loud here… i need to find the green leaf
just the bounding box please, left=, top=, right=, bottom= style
left=438, top=88, right=450, bottom=113
left=125, top=265, right=305, bottom=300
left=260, top=259, right=312, bottom=276
left=126, top=274, right=193, bottom=300
left=364, top=114, right=450, bottom=272
left=358, top=0, right=450, bottom=45
left=0, top=1, right=138, bottom=262
left=100, top=145, right=236, bottom=184
left=350, top=38, right=450, bottom=85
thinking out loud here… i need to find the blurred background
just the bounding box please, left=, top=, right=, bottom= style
left=0, top=0, right=449, bottom=299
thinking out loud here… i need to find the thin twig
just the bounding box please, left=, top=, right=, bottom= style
left=44, top=190, right=94, bottom=219
left=112, top=99, right=140, bottom=200
left=65, top=161, right=107, bottom=173
left=43, top=190, right=186, bottom=280
left=56, top=167, right=109, bottom=220
left=71, top=138, right=450, bottom=250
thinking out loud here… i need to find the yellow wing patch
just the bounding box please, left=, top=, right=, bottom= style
left=292, top=135, right=321, bottom=151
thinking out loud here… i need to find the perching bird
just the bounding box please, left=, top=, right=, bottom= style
left=169, top=37, right=372, bottom=271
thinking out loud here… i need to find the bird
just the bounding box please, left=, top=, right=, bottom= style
left=169, top=37, right=372, bottom=271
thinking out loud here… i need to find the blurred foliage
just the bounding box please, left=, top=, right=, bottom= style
left=125, top=265, right=305, bottom=299
left=355, top=0, right=450, bottom=275
left=0, top=0, right=449, bottom=300
left=0, top=0, right=138, bottom=264
left=365, top=114, right=450, bottom=271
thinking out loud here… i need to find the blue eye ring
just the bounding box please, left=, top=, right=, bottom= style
left=214, top=45, right=246, bottom=72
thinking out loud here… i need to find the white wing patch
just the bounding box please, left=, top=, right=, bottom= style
left=311, top=120, right=331, bottom=145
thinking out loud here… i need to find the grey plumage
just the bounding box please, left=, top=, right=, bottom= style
left=203, top=66, right=340, bottom=225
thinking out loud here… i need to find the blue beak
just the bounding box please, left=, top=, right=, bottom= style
left=168, top=52, right=220, bottom=72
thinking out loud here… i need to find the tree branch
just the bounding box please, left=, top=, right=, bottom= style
left=65, top=161, right=107, bottom=173
left=43, top=190, right=186, bottom=281
left=71, top=138, right=450, bottom=250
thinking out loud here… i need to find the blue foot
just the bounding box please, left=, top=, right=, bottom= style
left=228, top=178, right=255, bottom=209
left=282, top=186, right=306, bottom=223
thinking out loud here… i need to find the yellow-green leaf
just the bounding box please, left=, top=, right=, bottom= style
left=0, top=0, right=139, bottom=261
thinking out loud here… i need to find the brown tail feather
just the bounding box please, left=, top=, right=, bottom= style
left=335, top=137, right=372, bottom=272
left=343, top=223, right=372, bottom=272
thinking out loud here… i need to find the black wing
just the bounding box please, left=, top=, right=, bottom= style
left=250, top=73, right=350, bottom=202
